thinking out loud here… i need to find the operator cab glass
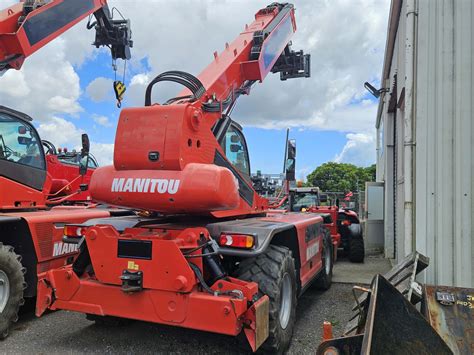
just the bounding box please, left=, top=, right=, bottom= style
left=0, top=113, right=44, bottom=170
left=56, top=153, right=98, bottom=169
left=220, top=124, right=251, bottom=178
left=291, top=193, right=320, bottom=211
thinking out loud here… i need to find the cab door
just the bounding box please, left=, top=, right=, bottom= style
left=0, top=106, right=46, bottom=191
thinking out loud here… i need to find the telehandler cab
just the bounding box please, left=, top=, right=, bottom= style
left=36, top=3, right=332, bottom=353
left=0, top=106, right=130, bottom=339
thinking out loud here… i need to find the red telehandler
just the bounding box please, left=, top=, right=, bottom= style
left=287, top=187, right=365, bottom=262
left=35, top=3, right=332, bottom=353
left=0, top=0, right=133, bottom=339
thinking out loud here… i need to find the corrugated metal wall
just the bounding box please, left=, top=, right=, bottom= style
left=414, top=0, right=473, bottom=287
left=377, top=0, right=473, bottom=287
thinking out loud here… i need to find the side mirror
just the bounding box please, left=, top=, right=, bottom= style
left=81, top=133, right=90, bottom=156
left=79, top=154, right=89, bottom=176
left=79, top=134, right=90, bottom=176
left=285, top=139, right=296, bottom=181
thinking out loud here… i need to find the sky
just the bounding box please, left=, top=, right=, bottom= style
left=0, top=0, right=390, bottom=179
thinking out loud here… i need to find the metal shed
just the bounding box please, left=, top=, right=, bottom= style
left=375, top=0, right=473, bottom=287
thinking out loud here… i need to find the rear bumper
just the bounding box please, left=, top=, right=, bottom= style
left=36, top=224, right=270, bottom=351
left=39, top=269, right=245, bottom=335
left=37, top=268, right=269, bottom=351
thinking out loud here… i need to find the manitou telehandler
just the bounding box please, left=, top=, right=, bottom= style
left=288, top=186, right=365, bottom=262
left=0, top=0, right=133, bottom=339
left=36, top=3, right=329, bottom=353
left=269, top=136, right=364, bottom=263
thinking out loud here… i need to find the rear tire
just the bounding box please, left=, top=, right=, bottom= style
left=314, top=229, right=333, bottom=290
left=235, top=245, right=297, bottom=354
left=0, top=243, right=26, bottom=340
left=348, top=224, right=365, bottom=263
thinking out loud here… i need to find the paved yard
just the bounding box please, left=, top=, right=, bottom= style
left=2, top=255, right=391, bottom=354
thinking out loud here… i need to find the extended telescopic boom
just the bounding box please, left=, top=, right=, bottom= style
left=0, top=0, right=132, bottom=73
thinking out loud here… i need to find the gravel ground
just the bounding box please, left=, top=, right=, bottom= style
left=1, top=282, right=357, bottom=354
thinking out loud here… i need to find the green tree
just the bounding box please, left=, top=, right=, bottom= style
left=306, top=162, right=376, bottom=192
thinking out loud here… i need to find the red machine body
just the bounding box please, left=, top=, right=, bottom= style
left=44, top=144, right=98, bottom=202
left=0, top=0, right=134, bottom=341
left=0, top=105, right=131, bottom=339
left=90, top=3, right=301, bottom=217
left=288, top=187, right=365, bottom=262
left=37, top=3, right=320, bottom=353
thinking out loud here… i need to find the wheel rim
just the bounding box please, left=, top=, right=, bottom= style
left=279, top=272, right=292, bottom=330
left=0, top=270, right=10, bottom=313
left=325, top=246, right=331, bottom=275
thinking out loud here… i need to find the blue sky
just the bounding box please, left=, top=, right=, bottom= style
left=0, top=0, right=389, bottom=179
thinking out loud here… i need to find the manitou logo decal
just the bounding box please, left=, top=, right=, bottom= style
left=53, top=242, right=78, bottom=257
left=111, top=178, right=180, bottom=194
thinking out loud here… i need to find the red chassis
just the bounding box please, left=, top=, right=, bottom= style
left=37, top=212, right=325, bottom=351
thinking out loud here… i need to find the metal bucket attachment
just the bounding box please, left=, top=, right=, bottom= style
left=318, top=275, right=452, bottom=355
left=345, top=251, right=429, bottom=336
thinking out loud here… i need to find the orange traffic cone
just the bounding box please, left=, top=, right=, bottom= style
left=322, top=321, right=333, bottom=341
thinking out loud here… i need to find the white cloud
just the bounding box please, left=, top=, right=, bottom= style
left=86, top=77, right=114, bottom=102
left=93, top=114, right=113, bottom=127
left=0, top=38, right=82, bottom=121
left=37, top=116, right=85, bottom=147
left=113, top=0, right=388, bottom=133
left=0, top=70, right=30, bottom=97
left=0, top=0, right=390, bottom=170
left=127, top=73, right=150, bottom=106
left=36, top=116, right=114, bottom=166
left=89, top=143, right=115, bottom=166
left=334, top=132, right=376, bottom=167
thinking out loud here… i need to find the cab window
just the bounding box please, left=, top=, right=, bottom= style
left=220, top=125, right=250, bottom=177
left=57, top=153, right=98, bottom=168
left=0, top=113, right=44, bottom=169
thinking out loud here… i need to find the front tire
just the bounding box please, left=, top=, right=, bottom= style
left=235, top=245, right=297, bottom=354
left=0, top=243, right=26, bottom=340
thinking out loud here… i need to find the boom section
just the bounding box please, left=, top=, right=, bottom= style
left=0, top=0, right=132, bottom=73
left=197, top=3, right=295, bottom=102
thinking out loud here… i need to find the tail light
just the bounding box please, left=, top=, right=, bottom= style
left=218, top=233, right=255, bottom=249
left=341, top=220, right=352, bottom=226
left=63, top=224, right=86, bottom=238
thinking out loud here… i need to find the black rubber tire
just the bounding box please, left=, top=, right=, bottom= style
left=86, top=314, right=134, bottom=327
left=348, top=224, right=365, bottom=263
left=314, top=228, right=333, bottom=290
left=0, top=243, right=26, bottom=341
left=235, top=245, right=297, bottom=354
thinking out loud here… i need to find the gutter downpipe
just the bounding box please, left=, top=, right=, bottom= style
left=404, top=0, right=417, bottom=256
